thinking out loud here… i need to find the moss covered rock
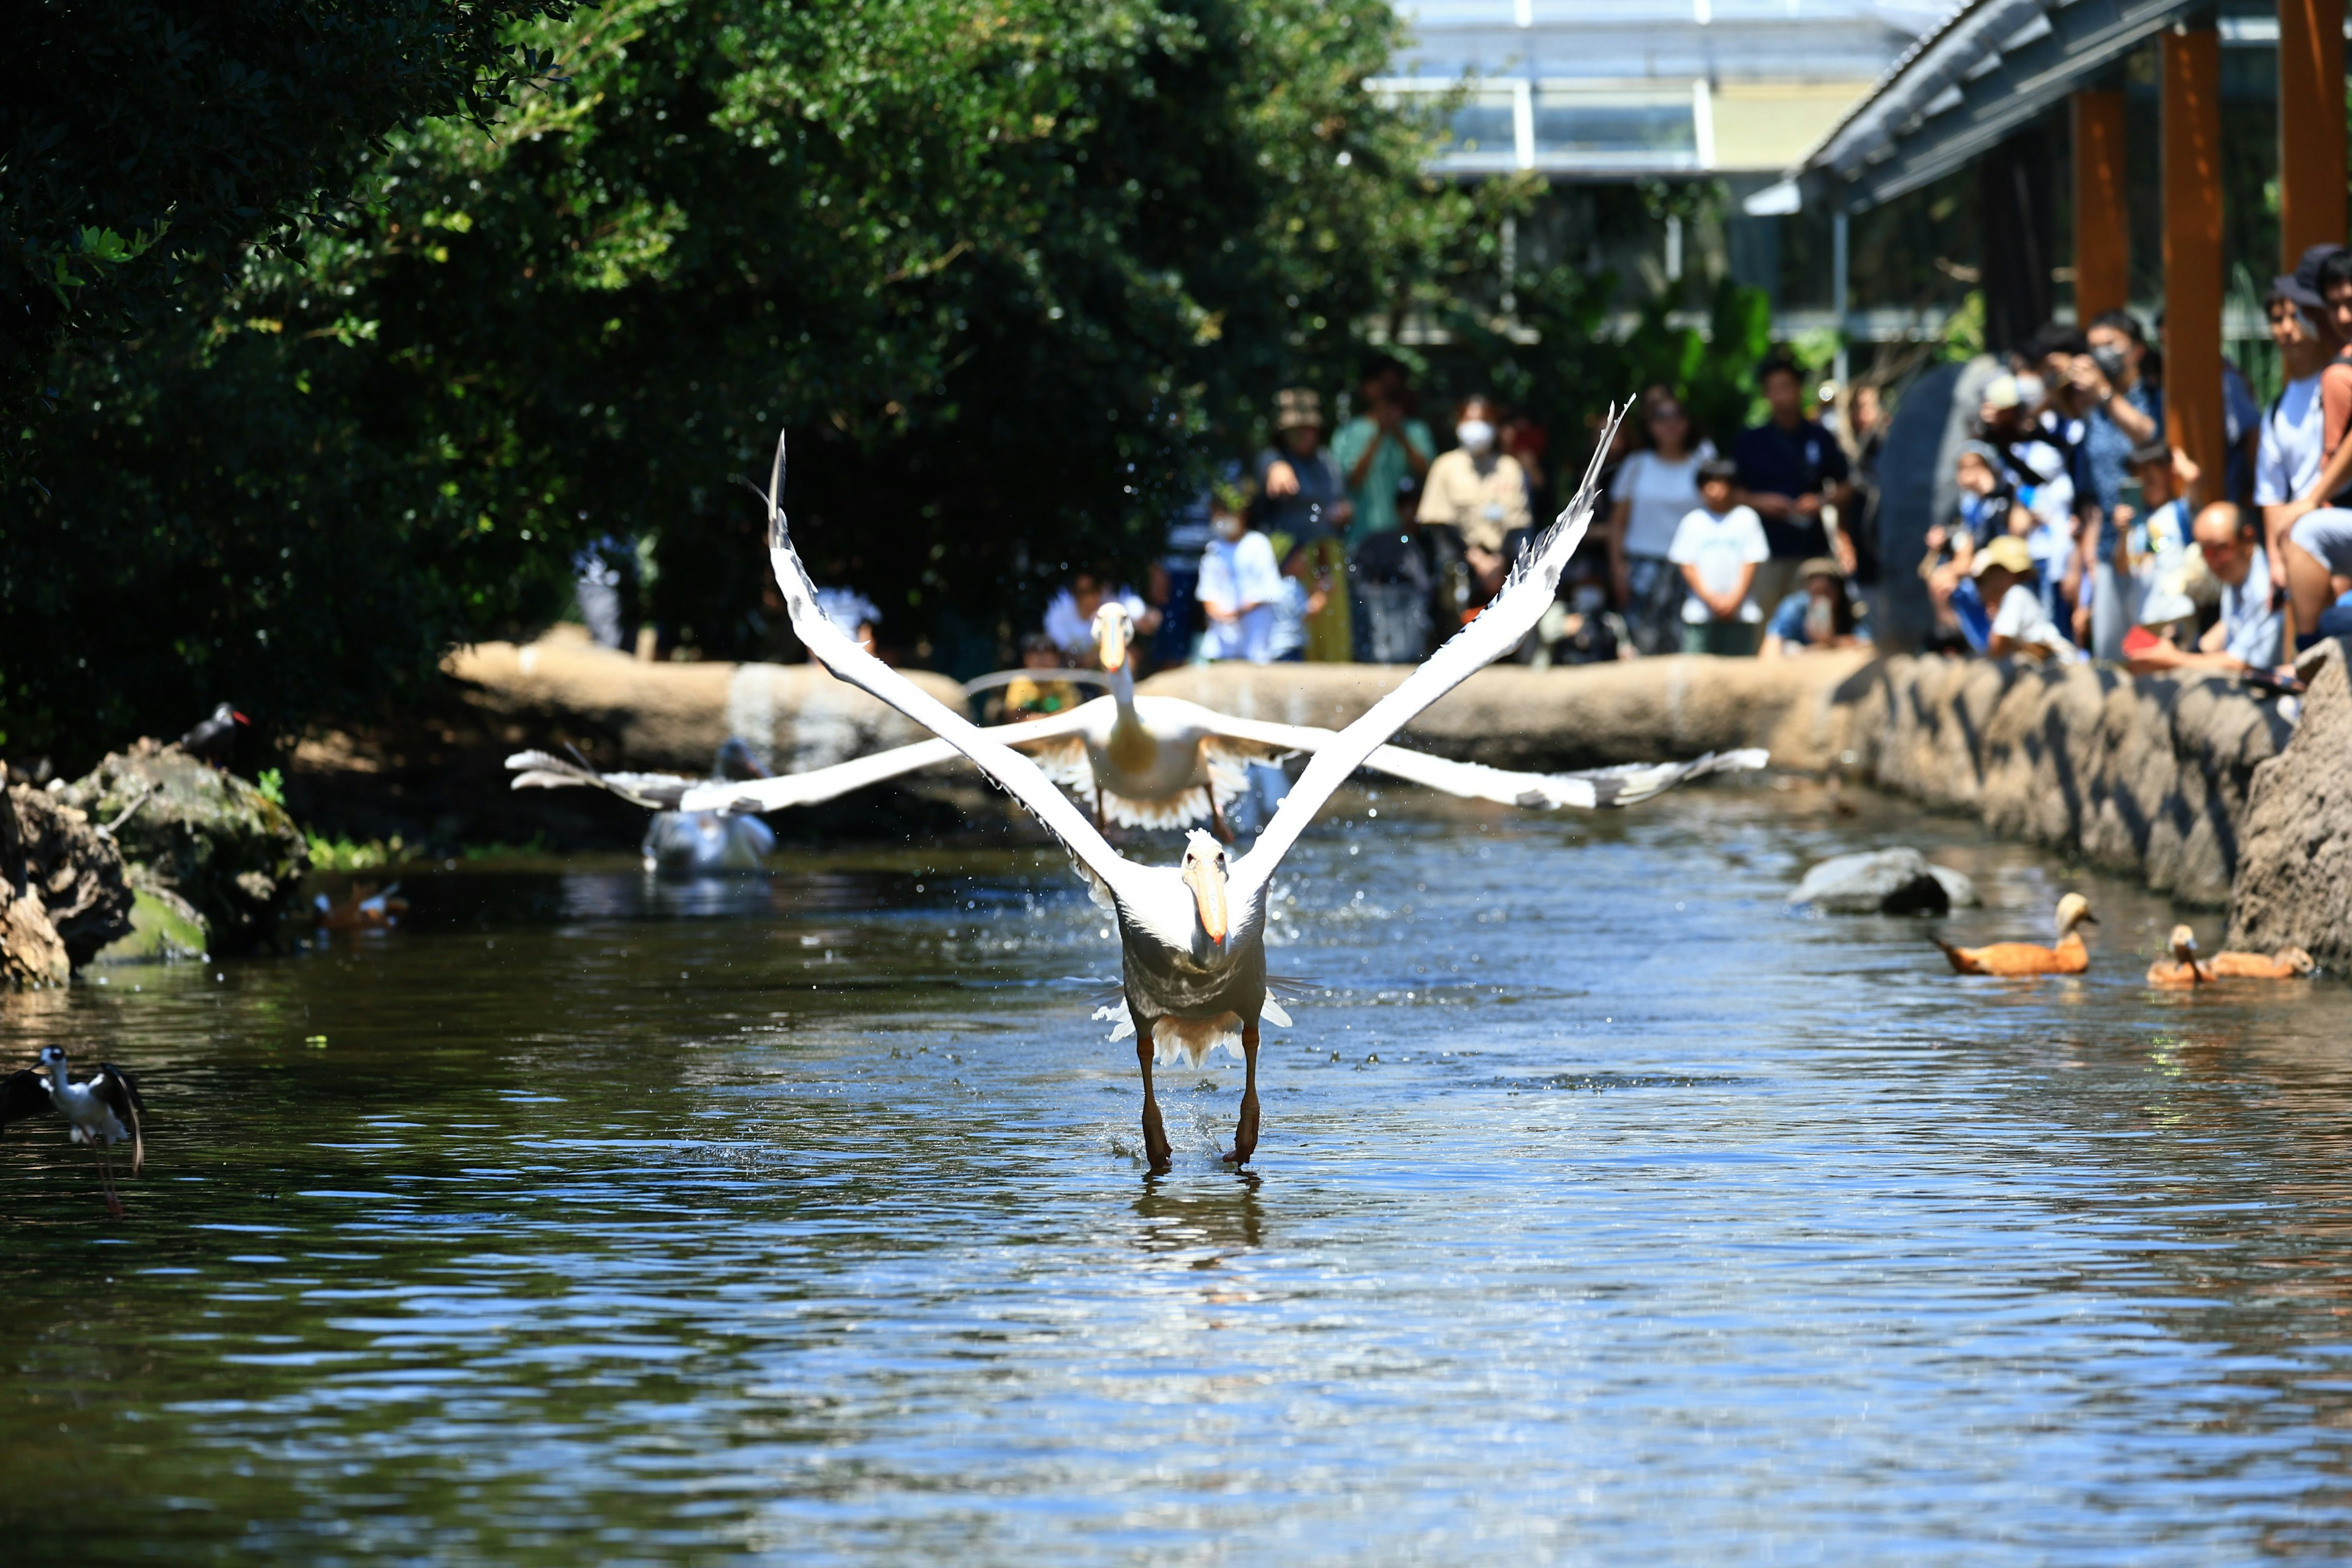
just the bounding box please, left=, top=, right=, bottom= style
left=60, top=741, right=307, bottom=954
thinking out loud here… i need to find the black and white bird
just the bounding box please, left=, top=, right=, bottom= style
left=178, top=701, right=249, bottom=763
left=1, top=1047, right=146, bottom=1216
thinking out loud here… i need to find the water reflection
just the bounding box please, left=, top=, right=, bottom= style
left=7, top=785, right=2352, bottom=1561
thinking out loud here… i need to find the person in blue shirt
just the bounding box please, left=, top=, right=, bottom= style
left=2124, top=502, right=2288, bottom=681
left=1733, top=353, right=1852, bottom=620
left=1761, top=557, right=1871, bottom=657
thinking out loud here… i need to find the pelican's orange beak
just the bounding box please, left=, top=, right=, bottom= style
left=1097, top=616, right=1128, bottom=673
left=1183, top=857, right=1228, bottom=946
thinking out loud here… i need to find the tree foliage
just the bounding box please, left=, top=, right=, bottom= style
left=8, top=0, right=1478, bottom=764
left=1, top=0, right=575, bottom=433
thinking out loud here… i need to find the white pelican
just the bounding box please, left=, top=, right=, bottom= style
left=510, top=609, right=1762, bottom=835
left=513, top=737, right=779, bottom=875
left=1, top=1047, right=146, bottom=1216
left=757, top=417, right=1646, bottom=1170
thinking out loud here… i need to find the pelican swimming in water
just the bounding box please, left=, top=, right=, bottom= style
left=1, top=1047, right=145, bottom=1216
left=511, top=602, right=1761, bottom=836
left=1931, top=893, right=2097, bottom=976
left=756, top=418, right=1649, bottom=1170
left=2146, top=924, right=2215, bottom=987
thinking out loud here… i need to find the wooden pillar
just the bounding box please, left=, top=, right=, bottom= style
left=2162, top=26, right=2226, bottom=490
left=2072, top=90, right=2132, bottom=321
left=2278, top=0, right=2347, bottom=266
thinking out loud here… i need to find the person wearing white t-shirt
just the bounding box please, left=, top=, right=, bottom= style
left=1971, top=535, right=2077, bottom=662
left=2253, top=284, right=2333, bottom=594
left=1606, top=396, right=1716, bottom=655
left=1197, top=499, right=1287, bottom=663
left=1667, top=457, right=1771, bottom=656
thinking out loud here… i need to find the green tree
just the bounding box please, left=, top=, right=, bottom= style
left=1, top=0, right=575, bottom=436
left=8, top=0, right=1473, bottom=764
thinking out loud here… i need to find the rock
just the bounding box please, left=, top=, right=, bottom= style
left=1, top=783, right=135, bottom=984
left=58, top=741, right=307, bottom=956
left=1790, top=847, right=1972, bottom=914
left=1925, top=864, right=1979, bottom=908
left=1844, top=656, right=2294, bottom=908
left=90, top=875, right=209, bottom=967
left=2225, top=639, right=2352, bottom=965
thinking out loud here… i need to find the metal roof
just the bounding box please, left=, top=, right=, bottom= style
left=1799, top=0, right=2280, bottom=211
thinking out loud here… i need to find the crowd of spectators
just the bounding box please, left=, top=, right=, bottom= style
left=1908, top=247, right=2352, bottom=684
left=1003, top=349, right=1888, bottom=681
left=986, top=266, right=2352, bottom=688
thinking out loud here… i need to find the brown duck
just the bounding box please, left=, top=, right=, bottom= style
left=1932, top=893, right=2096, bottom=976
left=2146, top=925, right=2215, bottom=987
left=2209, top=944, right=2316, bottom=979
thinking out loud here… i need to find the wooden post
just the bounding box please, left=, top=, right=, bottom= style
left=2278, top=0, right=2347, bottom=266
left=2072, top=90, right=2131, bottom=322
left=2162, top=26, right=2226, bottom=491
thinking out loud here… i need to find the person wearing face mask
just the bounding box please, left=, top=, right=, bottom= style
left=1417, top=394, right=1533, bottom=619
left=1196, top=485, right=1287, bottom=663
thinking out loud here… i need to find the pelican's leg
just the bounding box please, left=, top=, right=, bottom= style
left=1208, top=790, right=1235, bottom=846
left=1223, top=1021, right=1261, bottom=1167
left=1136, top=1027, right=1172, bottom=1174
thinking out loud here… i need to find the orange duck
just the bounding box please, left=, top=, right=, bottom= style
left=313, top=880, right=408, bottom=931
left=2146, top=925, right=2215, bottom=987
left=1932, top=893, right=2096, bottom=976
left=2209, top=944, right=2316, bottom=979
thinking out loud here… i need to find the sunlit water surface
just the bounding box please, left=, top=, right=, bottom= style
left=7, top=782, right=2352, bottom=1565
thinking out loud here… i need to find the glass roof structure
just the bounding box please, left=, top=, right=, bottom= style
left=1381, top=1, right=1947, bottom=176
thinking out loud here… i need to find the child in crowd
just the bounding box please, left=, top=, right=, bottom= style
left=1197, top=486, right=1286, bottom=663
left=2117, top=442, right=2204, bottom=647
left=1264, top=532, right=1330, bottom=663
left=1971, top=535, right=2078, bottom=662
left=1760, top=558, right=1870, bottom=657
left=1923, top=442, right=2014, bottom=649
left=999, top=633, right=1085, bottom=722
left=1667, top=456, right=1770, bottom=655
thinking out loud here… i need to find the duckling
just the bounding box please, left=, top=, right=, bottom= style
left=2145, top=924, right=2215, bottom=987
left=1931, top=892, right=2097, bottom=976
left=2209, top=945, right=2317, bottom=979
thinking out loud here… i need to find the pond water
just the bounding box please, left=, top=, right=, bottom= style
left=7, top=780, right=2352, bottom=1564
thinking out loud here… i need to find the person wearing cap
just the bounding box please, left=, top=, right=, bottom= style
left=1972, top=534, right=2076, bottom=662
left=1760, top=557, right=1869, bottom=657
left=1256, top=386, right=1355, bottom=662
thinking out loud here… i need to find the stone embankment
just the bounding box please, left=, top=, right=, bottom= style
left=440, top=631, right=2342, bottom=953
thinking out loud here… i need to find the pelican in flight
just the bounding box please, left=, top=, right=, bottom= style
left=1931, top=893, right=2097, bottom=976
left=511, top=605, right=1760, bottom=836
left=1, top=1047, right=145, bottom=1216
left=757, top=418, right=1652, bottom=1170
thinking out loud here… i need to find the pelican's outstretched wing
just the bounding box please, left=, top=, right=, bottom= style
left=681, top=704, right=1109, bottom=813
left=1233, top=404, right=1627, bottom=894
left=1200, top=709, right=1768, bottom=810
left=507, top=751, right=697, bottom=810
left=760, top=432, right=1139, bottom=899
